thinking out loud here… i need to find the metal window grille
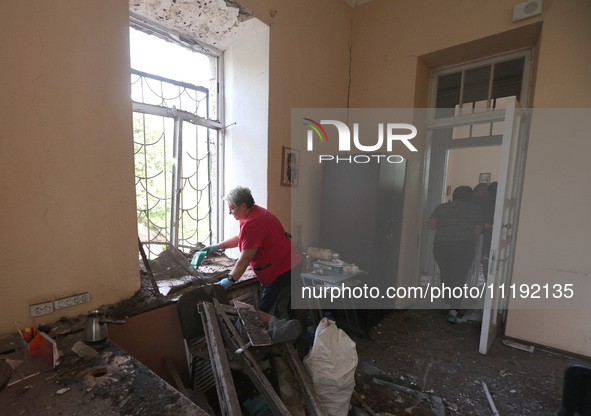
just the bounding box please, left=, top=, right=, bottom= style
left=132, top=69, right=222, bottom=257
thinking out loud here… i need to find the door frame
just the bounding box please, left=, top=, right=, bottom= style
left=418, top=111, right=506, bottom=284
left=418, top=102, right=531, bottom=353
left=479, top=98, right=531, bottom=354
left=416, top=49, right=533, bottom=351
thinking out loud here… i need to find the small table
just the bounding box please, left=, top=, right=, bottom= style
left=300, top=268, right=366, bottom=333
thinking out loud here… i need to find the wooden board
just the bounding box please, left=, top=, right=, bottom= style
left=198, top=302, right=241, bottom=415
left=233, top=301, right=272, bottom=347
left=213, top=299, right=291, bottom=416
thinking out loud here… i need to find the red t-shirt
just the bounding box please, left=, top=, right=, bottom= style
left=239, top=205, right=303, bottom=286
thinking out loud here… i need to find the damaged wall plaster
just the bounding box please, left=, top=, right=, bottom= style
left=343, top=0, right=375, bottom=7
left=129, top=0, right=255, bottom=50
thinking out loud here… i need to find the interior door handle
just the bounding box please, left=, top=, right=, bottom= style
left=503, top=223, right=512, bottom=229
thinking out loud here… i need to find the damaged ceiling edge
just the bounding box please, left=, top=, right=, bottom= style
left=129, top=0, right=256, bottom=52
left=224, top=0, right=255, bottom=22
left=129, top=11, right=222, bottom=56
left=129, top=0, right=377, bottom=52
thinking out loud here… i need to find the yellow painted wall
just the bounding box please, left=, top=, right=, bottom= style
left=0, top=1, right=139, bottom=333
left=445, top=146, right=502, bottom=202
left=0, top=0, right=352, bottom=334
left=504, top=0, right=591, bottom=355
left=1, top=0, right=589, bottom=355
left=348, top=0, right=542, bottom=305
left=239, top=0, right=353, bottom=236
left=348, top=0, right=591, bottom=354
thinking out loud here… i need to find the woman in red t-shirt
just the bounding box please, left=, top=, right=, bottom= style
left=202, top=186, right=303, bottom=313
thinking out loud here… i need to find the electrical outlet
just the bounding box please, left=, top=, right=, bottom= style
left=53, top=292, right=90, bottom=310
left=30, top=301, right=54, bottom=317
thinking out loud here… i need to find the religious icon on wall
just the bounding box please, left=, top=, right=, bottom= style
left=281, top=146, right=299, bottom=187
left=479, top=172, right=491, bottom=184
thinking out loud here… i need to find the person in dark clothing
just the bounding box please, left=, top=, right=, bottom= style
left=472, top=182, right=489, bottom=208
left=427, top=186, right=483, bottom=322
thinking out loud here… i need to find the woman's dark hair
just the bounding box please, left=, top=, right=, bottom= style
left=452, top=186, right=474, bottom=203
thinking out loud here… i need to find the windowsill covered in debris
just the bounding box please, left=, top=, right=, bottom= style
left=107, top=246, right=257, bottom=320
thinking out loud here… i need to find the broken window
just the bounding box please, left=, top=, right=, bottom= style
left=130, top=23, right=223, bottom=257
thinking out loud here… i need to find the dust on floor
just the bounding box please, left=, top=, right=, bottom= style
left=351, top=308, right=574, bottom=416
left=60, top=246, right=576, bottom=416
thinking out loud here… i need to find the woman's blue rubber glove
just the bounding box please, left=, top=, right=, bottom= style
left=217, top=277, right=234, bottom=289
left=203, top=244, right=221, bottom=254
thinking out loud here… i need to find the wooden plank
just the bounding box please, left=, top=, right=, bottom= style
left=198, top=302, right=241, bottom=416
left=352, top=391, right=377, bottom=416
left=138, top=237, right=161, bottom=298
left=216, top=303, right=238, bottom=315
left=273, top=355, right=306, bottom=416
left=234, top=301, right=272, bottom=347
left=163, top=356, right=187, bottom=396
left=165, top=356, right=216, bottom=415
left=281, top=343, right=329, bottom=416
left=213, top=299, right=291, bottom=416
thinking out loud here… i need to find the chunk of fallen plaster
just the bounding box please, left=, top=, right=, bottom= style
left=5, top=359, right=22, bottom=370
left=72, top=341, right=98, bottom=361
left=502, top=338, right=535, bottom=353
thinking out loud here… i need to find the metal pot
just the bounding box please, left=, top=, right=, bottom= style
left=84, top=310, right=125, bottom=347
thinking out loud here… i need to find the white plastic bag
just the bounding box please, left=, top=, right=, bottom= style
left=303, top=318, right=358, bottom=416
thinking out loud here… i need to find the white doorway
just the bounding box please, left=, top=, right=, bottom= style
left=418, top=49, right=532, bottom=353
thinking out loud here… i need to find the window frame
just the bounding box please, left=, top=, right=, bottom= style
left=427, top=48, right=532, bottom=126
left=130, top=15, right=225, bottom=253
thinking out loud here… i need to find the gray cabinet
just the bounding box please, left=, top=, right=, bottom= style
left=319, top=155, right=407, bottom=315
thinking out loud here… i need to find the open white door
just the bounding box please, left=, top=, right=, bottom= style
left=479, top=97, right=527, bottom=354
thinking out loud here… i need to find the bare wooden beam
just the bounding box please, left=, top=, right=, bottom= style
left=164, top=356, right=188, bottom=396
left=213, top=299, right=291, bottom=416
left=138, top=237, right=162, bottom=299
left=198, top=301, right=241, bottom=416
left=281, top=343, right=328, bottom=416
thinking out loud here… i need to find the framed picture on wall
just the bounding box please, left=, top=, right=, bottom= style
left=479, top=172, right=491, bottom=184
left=281, top=146, right=300, bottom=187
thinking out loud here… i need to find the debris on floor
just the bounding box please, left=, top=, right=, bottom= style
left=481, top=381, right=500, bottom=416
left=352, top=309, right=575, bottom=415
left=3, top=246, right=576, bottom=416
left=103, top=252, right=575, bottom=416
left=502, top=338, right=535, bottom=353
